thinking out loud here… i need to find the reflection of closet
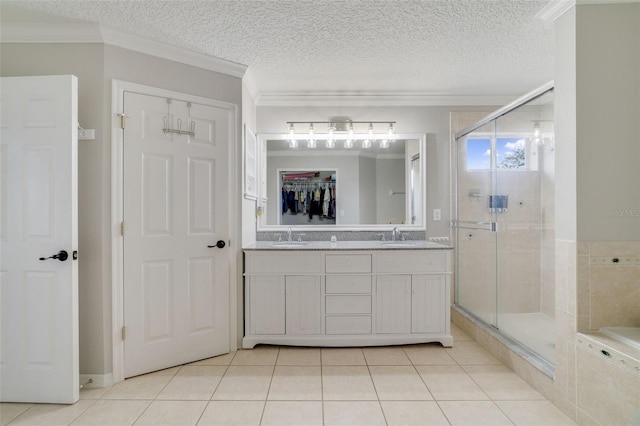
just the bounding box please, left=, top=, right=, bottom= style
left=281, top=174, right=336, bottom=221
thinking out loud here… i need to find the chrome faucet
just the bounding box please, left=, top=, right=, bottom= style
left=391, top=226, right=403, bottom=242
left=286, top=227, right=293, bottom=242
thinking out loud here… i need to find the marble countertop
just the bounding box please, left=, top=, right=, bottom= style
left=243, top=240, right=453, bottom=251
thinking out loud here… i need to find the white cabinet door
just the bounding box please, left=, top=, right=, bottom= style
left=248, top=276, right=285, bottom=335
left=376, top=275, right=411, bottom=334
left=411, top=274, right=446, bottom=333
left=286, top=276, right=321, bottom=335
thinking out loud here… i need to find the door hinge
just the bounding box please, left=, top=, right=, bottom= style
left=120, top=221, right=125, bottom=236
left=117, top=113, right=127, bottom=129
left=121, top=326, right=126, bottom=341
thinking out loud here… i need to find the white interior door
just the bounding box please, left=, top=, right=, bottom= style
left=0, top=75, right=79, bottom=403
left=123, top=92, right=230, bottom=378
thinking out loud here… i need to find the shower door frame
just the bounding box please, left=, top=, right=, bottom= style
left=453, top=82, right=555, bottom=330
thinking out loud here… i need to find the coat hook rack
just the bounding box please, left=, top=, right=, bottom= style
left=162, top=116, right=196, bottom=137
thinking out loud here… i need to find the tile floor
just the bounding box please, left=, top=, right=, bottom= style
left=1, top=324, right=576, bottom=426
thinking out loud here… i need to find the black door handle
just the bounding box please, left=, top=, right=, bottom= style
left=39, top=250, right=69, bottom=262
left=208, top=240, right=226, bottom=249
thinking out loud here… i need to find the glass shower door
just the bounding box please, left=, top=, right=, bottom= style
left=454, top=122, right=498, bottom=326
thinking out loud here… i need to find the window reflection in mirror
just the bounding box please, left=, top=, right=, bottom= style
left=259, top=135, right=426, bottom=229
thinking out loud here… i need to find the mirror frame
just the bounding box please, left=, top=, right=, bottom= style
left=256, top=133, right=427, bottom=231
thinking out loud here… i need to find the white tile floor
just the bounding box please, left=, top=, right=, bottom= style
left=1, top=324, right=576, bottom=426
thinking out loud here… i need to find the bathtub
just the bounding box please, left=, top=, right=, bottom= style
left=599, top=327, right=640, bottom=351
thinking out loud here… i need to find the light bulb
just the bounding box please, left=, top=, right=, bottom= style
left=307, top=138, right=316, bottom=149
left=347, top=122, right=354, bottom=139
left=287, top=123, right=297, bottom=148
left=362, top=139, right=371, bottom=149
left=380, top=139, right=389, bottom=149
left=326, top=124, right=335, bottom=148
left=344, top=138, right=353, bottom=149
left=387, top=123, right=395, bottom=141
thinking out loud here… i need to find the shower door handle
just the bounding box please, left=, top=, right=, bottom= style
left=452, top=220, right=496, bottom=232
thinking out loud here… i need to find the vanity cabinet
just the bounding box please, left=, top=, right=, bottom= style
left=243, top=248, right=452, bottom=348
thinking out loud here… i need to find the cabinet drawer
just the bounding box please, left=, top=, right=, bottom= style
left=376, top=251, right=447, bottom=273
left=326, top=295, right=371, bottom=314
left=325, top=316, right=372, bottom=334
left=325, top=275, right=371, bottom=294
left=245, top=252, right=321, bottom=274
left=326, top=254, right=372, bottom=273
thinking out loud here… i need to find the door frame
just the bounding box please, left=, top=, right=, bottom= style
left=110, top=79, right=239, bottom=383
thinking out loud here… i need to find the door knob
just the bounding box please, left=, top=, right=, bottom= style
left=39, top=250, right=69, bottom=262
left=208, top=240, right=226, bottom=249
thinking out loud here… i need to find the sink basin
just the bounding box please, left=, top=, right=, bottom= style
left=271, top=241, right=308, bottom=247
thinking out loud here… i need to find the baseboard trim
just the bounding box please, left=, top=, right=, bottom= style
left=79, top=373, right=113, bottom=389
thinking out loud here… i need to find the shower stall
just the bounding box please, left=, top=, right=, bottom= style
left=453, top=83, right=556, bottom=367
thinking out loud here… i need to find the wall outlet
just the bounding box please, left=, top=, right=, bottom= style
left=433, top=208, right=441, bottom=221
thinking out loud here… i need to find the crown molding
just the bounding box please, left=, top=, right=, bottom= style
left=535, top=0, right=575, bottom=21
left=0, top=22, right=247, bottom=79
left=256, top=93, right=514, bottom=107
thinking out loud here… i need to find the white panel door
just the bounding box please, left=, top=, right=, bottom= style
left=123, top=92, right=230, bottom=378
left=411, top=274, right=446, bottom=333
left=286, top=276, right=321, bottom=335
left=0, top=75, right=79, bottom=403
left=376, top=275, right=411, bottom=334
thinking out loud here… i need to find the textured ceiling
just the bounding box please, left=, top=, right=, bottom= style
left=1, top=1, right=555, bottom=98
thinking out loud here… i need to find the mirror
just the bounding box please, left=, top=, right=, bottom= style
left=257, top=134, right=426, bottom=230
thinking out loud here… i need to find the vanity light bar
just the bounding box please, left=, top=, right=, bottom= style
left=285, top=121, right=396, bottom=149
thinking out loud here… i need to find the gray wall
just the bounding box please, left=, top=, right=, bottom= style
left=1, top=43, right=243, bottom=376
left=575, top=4, right=640, bottom=241
left=358, top=156, right=377, bottom=224
left=375, top=158, right=405, bottom=224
